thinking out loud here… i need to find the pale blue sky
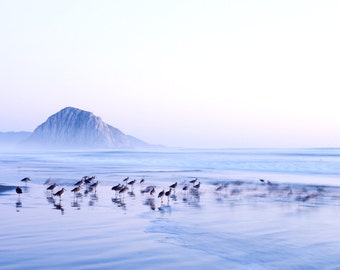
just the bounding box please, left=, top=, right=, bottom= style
left=0, top=0, right=339, bottom=148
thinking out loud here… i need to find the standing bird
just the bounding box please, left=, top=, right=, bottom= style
left=90, top=181, right=99, bottom=191
left=215, top=185, right=224, bottom=192
left=112, top=184, right=122, bottom=193
left=169, top=182, right=177, bottom=190
left=47, top=183, right=58, bottom=193
left=21, top=177, right=31, bottom=185
left=149, top=187, right=156, bottom=196
left=190, top=178, right=198, bottom=185
left=169, top=182, right=177, bottom=194
left=74, top=179, right=84, bottom=186
left=140, top=179, right=145, bottom=185
left=165, top=189, right=172, bottom=203
left=169, top=182, right=177, bottom=189
left=84, top=176, right=95, bottom=186
left=193, top=182, right=201, bottom=189
left=16, top=186, right=23, bottom=198
left=119, top=186, right=129, bottom=198
left=54, top=188, right=66, bottom=201
left=71, top=186, right=81, bottom=195
left=128, top=179, right=136, bottom=190
left=158, top=190, right=165, bottom=203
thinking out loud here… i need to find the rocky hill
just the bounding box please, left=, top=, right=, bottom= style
left=23, top=107, right=151, bottom=149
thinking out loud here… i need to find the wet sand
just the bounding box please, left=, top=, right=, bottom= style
left=2, top=178, right=340, bottom=269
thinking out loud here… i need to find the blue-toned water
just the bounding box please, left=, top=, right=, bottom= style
left=2, top=148, right=340, bottom=185
left=1, top=148, right=340, bottom=269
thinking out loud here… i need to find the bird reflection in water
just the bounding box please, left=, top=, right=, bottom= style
left=144, top=197, right=156, bottom=211
left=71, top=192, right=83, bottom=210
left=71, top=186, right=83, bottom=209
left=128, top=191, right=135, bottom=198
left=15, top=199, right=22, bottom=212
left=20, top=186, right=30, bottom=194
left=53, top=202, right=65, bottom=215
left=71, top=199, right=81, bottom=210
left=158, top=204, right=172, bottom=214
left=89, top=193, right=98, bottom=206
left=111, top=197, right=126, bottom=210
left=182, top=187, right=201, bottom=208
left=46, top=194, right=55, bottom=204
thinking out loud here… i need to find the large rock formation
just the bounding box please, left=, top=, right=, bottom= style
left=24, top=107, right=150, bottom=149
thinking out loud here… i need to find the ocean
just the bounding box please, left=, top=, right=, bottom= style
left=1, top=148, right=340, bottom=269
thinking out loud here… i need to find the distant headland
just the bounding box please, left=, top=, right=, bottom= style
left=0, top=107, right=156, bottom=149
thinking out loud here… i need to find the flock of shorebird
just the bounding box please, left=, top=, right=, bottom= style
left=14, top=175, right=203, bottom=212
left=14, top=174, right=331, bottom=213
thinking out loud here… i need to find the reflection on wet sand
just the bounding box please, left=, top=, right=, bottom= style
left=144, top=197, right=156, bottom=211
left=53, top=202, right=64, bottom=215
left=71, top=193, right=83, bottom=210
left=7, top=175, right=340, bottom=216
left=112, top=197, right=126, bottom=210
left=15, top=199, right=22, bottom=212
left=182, top=188, right=201, bottom=208
left=89, top=193, right=98, bottom=206
left=71, top=199, right=81, bottom=210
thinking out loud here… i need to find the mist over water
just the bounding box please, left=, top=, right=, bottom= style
left=1, top=148, right=340, bottom=269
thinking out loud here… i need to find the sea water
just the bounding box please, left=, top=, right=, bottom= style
left=1, top=148, right=340, bottom=269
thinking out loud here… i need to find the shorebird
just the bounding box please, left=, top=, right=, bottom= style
left=149, top=187, right=156, bottom=196
left=193, top=182, right=201, bottom=189
left=141, top=185, right=155, bottom=194
left=21, top=177, right=31, bottom=185
left=215, top=185, right=224, bottom=192
left=74, top=179, right=84, bottom=186
left=190, top=178, right=198, bottom=184
left=165, top=189, right=171, bottom=203
left=84, top=176, right=95, bottom=186
left=158, top=190, right=165, bottom=203
left=123, top=177, right=129, bottom=183
left=71, top=186, right=81, bottom=195
left=47, top=183, right=57, bottom=190
left=90, top=181, right=99, bottom=192
left=16, top=186, right=22, bottom=198
left=53, top=188, right=66, bottom=200
left=182, top=185, right=189, bottom=191
left=169, top=182, right=177, bottom=193
left=119, top=186, right=129, bottom=198
left=140, top=179, right=145, bottom=184
left=127, top=179, right=136, bottom=189
left=47, top=183, right=58, bottom=194
left=111, top=184, right=122, bottom=193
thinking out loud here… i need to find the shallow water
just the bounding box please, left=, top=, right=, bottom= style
left=1, top=148, right=340, bottom=269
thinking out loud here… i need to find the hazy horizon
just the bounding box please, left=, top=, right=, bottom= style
left=1, top=1, right=339, bottom=148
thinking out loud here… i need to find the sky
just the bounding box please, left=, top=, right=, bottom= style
left=0, top=0, right=339, bottom=148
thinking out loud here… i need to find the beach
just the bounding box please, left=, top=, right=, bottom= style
left=1, top=149, right=340, bottom=269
